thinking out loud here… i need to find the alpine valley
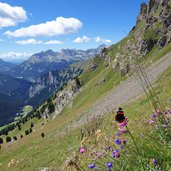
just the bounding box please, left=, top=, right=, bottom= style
left=0, top=45, right=105, bottom=126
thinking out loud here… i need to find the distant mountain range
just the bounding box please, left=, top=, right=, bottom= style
left=3, top=45, right=105, bottom=81
left=0, top=59, right=15, bottom=72
left=0, top=45, right=105, bottom=126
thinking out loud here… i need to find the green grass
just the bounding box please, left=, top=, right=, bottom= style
left=0, top=30, right=171, bottom=170
left=63, top=65, right=171, bottom=170
left=0, top=57, right=171, bottom=170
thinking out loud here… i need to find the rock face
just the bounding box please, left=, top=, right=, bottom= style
left=88, top=60, right=98, bottom=71
left=137, top=3, right=148, bottom=23
left=98, top=0, right=171, bottom=76
left=53, top=78, right=82, bottom=117
left=29, top=67, right=83, bottom=99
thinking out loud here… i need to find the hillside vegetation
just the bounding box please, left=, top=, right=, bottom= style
left=0, top=0, right=171, bottom=170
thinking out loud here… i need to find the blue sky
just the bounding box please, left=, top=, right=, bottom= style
left=0, top=0, right=148, bottom=61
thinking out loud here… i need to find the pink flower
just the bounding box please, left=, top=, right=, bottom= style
left=79, top=147, right=85, bottom=153
left=118, top=120, right=128, bottom=128
left=112, top=150, right=120, bottom=158
left=148, top=120, right=154, bottom=124
left=157, top=109, right=161, bottom=115
left=97, top=152, right=103, bottom=158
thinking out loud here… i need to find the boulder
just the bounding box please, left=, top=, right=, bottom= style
left=120, top=64, right=130, bottom=76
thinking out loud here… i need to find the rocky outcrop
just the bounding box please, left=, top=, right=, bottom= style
left=88, top=60, right=98, bottom=71
left=29, top=71, right=58, bottom=98
left=137, top=3, right=148, bottom=23
left=148, top=0, right=157, bottom=12
left=135, top=0, right=171, bottom=53
left=29, top=67, right=83, bottom=99
left=112, top=54, right=130, bottom=76
left=53, top=78, right=82, bottom=117
left=109, top=0, right=171, bottom=76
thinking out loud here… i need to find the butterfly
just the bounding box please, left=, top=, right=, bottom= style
left=114, top=107, right=126, bottom=123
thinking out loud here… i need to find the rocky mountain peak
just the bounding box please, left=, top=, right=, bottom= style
left=99, top=0, right=171, bottom=77
left=137, top=0, right=170, bottom=24
left=44, top=49, right=56, bottom=56
left=137, top=2, right=148, bottom=23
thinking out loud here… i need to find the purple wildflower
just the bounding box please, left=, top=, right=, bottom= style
left=152, top=159, right=157, bottom=165
left=112, top=152, right=120, bottom=158
left=149, top=120, right=154, bottom=124
left=107, top=162, right=112, bottom=168
left=152, top=114, right=157, bottom=119
left=89, top=164, right=95, bottom=169
left=119, top=121, right=128, bottom=128
left=106, top=146, right=110, bottom=151
left=166, top=119, right=169, bottom=125
left=120, top=145, right=124, bottom=149
left=164, top=111, right=167, bottom=115
left=79, top=148, right=85, bottom=154
left=113, top=149, right=119, bottom=154
left=115, top=139, right=121, bottom=145
left=163, top=125, right=167, bottom=129
left=113, top=149, right=120, bottom=158
left=97, top=152, right=103, bottom=158
left=116, top=131, right=121, bottom=136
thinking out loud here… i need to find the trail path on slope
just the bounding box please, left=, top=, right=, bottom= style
left=63, top=52, right=171, bottom=131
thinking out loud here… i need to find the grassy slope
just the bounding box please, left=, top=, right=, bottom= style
left=0, top=42, right=171, bottom=170
left=1, top=2, right=171, bottom=169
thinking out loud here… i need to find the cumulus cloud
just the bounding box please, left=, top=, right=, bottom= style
left=16, top=39, right=42, bottom=45
left=0, top=51, right=32, bottom=60
left=5, top=17, right=83, bottom=37
left=15, top=39, right=63, bottom=45
left=73, top=36, right=112, bottom=44
left=73, top=36, right=90, bottom=43
left=0, top=2, right=27, bottom=27
left=95, top=36, right=112, bottom=43
left=44, top=40, right=63, bottom=45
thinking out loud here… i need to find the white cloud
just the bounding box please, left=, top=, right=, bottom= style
left=44, top=40, right=63, bottom=45
left=73, top=36, right=112, bottom=44
left=95, top=36, right=112, bottom=43
left=5, top=17, right=82, bottom=37
left=0, top=51, right=32, bottom=60
left=0, top=2, right=27, bottom=27
left=73, top=36, right=90, bottom=43
left=15, top=39, right=63, bottom=45
left=16, top=39, right=42, bottom=45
